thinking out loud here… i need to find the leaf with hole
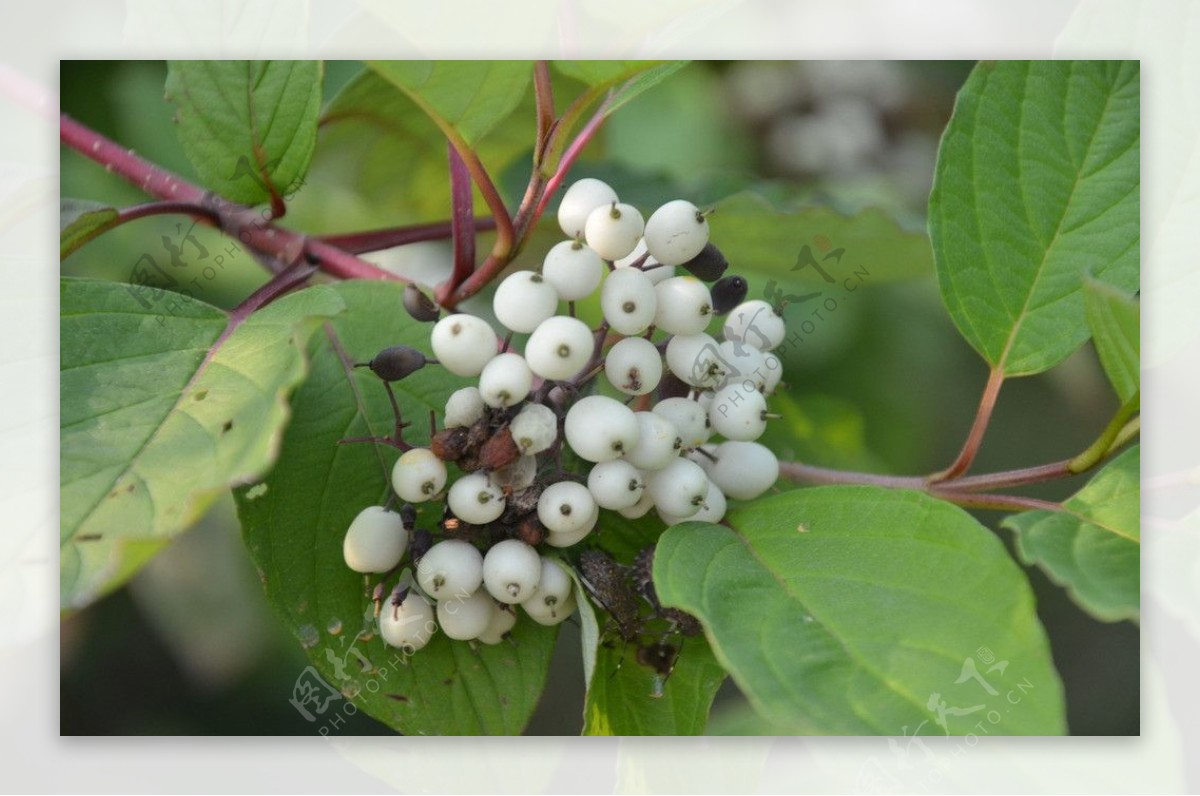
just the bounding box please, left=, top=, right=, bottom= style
left=929, top=60, right=1139, bottom=376
left=234, top=281, right=557, bottom=735
left=654, top=487, right=1066, bottom=734
left=60, top=278, right=344, bottom=611
left=1004, top=446, right=1140, bottom=623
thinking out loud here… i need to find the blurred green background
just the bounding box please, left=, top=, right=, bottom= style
left=60, top=60, right=1138, bottom=736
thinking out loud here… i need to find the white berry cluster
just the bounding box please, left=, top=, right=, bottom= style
left=342, top=177, right=785, bottom=656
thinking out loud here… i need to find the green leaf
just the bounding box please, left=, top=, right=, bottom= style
left=564, top=561, right=601, bottom=690
left=1083, top=276, right=1140, bottom=403
left=365, top=61, right=532, bottom=147
left=654, top=487, right=1066, bottom=735
left=61, top=199, right=119, bottom=259
left=234, top=281, right=557, bottom=735
left=60, top=278, right=344, bottom=611
left=1004, top=446, right=1140, bottom=623
left=929, top=60, right=1139, bottom=376
left=165, top=60, right=323, bottom=205
left=584, top=637, right=727, bottom=736
left=554, top=61, right=667, bottom=87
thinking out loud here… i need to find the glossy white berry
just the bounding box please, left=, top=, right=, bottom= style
left=391, top=447, right=449, bottom=503
left=342, top=506, right=409, bottom=573
left=644, top=200, right=709, bottom=266
left=645, top=457, right=710, bottom=518
left=665, top=332, right=726, bottom=388
left=543, top=502, right=599, bottom=548
left=510, top=402, right=558, bottom=455
left=478, top=352, right=533, bottom=408
left=379, top=590, right=436, bottom=652
left=615, top=239, right=676, bottom=285
left=617, top=488, right=656, bottom=519
left=538, top=480, right=598, bottom=535
left=483, top=539, right=543, bottom=604
left=565, top=395, right=639, bottom=462
left=604, top=336, right=663, bottom=396
left=584, top=202, right=644, bottom=261
left=711, top=340, right=767, bottom=391
left=653, top=276, right=714, bottom=336
left=446, top=472, right=506, bottom=525
left=558, top=178, right=618, bottom=238
left=587, top=459, right=645, bottom=510
left=542, top=240, right=605, bottom=301
left=444, top=386, right=485, bottom=428
left=761, top=351, right=783, bottom=394
left=658, top=478, right=726, bottom=525
left=624, top=412, right=682, bottom=471
left=709, top=383, right=768, bottom=441
left=431, top=313, right=499, bottom=376
left=489, top=454, right=537, bottom=492
left=710, top=441, right=779, bottom=500
left=476, top=601, right=518, bottom=645
left=493, top=271, right=559, bottom=333
left=417, top=539, right=484, bottom=600
left=525, top=315, right=594, bottom=381
left=653, top=397, right=712, bottom=449
left=437, top=588, right=494, bottom=640
left=600, top=267, right=658, bottom=335
left=724, top=300, right=786, bottom=351
left=522, top=559, right=576, bottom=625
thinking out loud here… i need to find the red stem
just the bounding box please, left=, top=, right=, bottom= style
left=533, top=60, right=555, bottom=163
left=533, top=96, right=612, bottom=224
left=929, top=366, right=1005, bottom=482
left=316, top=218, right=497, bottom=254
left=441, top=142, right=477, bottom=305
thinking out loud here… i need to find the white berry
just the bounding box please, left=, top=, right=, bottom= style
left=645, top=457, right=710, bottom=518
left=653, top=397, right=712, bottom=449
left=643, top=200, right=709, bottom=266
left=475, top=601, right=518, bottom=645
left=379, top=590, right=436, bottom=652
left=658, top=478, right=726, bottom=525
left=416, top=539, right=483, bottom=600
left=624, top=411, right=682, bottom=471
left=709, top=383, right=768, bottom=441
left=665, top=332, right=726, bottom=388
left=444, top=386, right=485, bottom=428
left=715, top=340, right=768, bottom=391
left=710, top=441, right=779, bottom=500
left=761, top=352, right=783, bottom=394
left=543, top=502, right=599, bottom=548
left=446, top=472, right=506, bottom=525
left=342, top=506, right=409, bottom=573
left=724, top=300, right=786, bottom=351
left=585, top=202, right=645, bottom=261
left=600, top=267, right=658, bottom=335
left=437, top=588, right=494, bottom=640
left=565, top=395, right=639, bottom=462
left=558, top=178, right=618, bottom=238
left=525, top=315, right=594, bottom=381
left=685, top=443, right=719, bottom=478
left=537, top=480, right=597, bottom=535
left=510, top=402, right=558, bottom=455
left=391, top=447, right=449, bottom=503
left=615, top=239, right=676, bottom=285
left=478, top=352, right=533, bottom=408
left=604, top=336, right=663, bottom=396
left=587, top=459, right=645, bottom=510
left=493, top=271, right=559, bottom=333
left=483, top=539, right=543, bottom=604
left=654, top=276, right=714, bottom=336
left=542, top=240, right=605, bottom=301
left=617, top=488, right=656, bottom=519
left=522, top=559, right=576, bottom=625
left=489, top=454, right=537, bottom=492
left=431, top=314, right=499, bottom=377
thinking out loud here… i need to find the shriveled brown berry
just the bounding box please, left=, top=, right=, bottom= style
left=515, top=514, right=547, bottom=546
left=430, top=426, right=470, bottom=461
left=478, top=427, right=520, bottom=471
left=403, top=283, right=441, bottom=323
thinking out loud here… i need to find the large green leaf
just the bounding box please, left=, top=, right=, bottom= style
left=60, top=199, right=119, bottom=259
left=584, top=636, right=726, bottom=736
left=365, top=61, right=532, bottom=147
left=1004, top=446, right=1140, bottom=623
left=1083, top=276, right=1140, bottom=403
left=60, top=278, right=344, bottom=611
left=929, top=60, right=1139, bottom=376
left=234, top=281, right=556, bottom=735
left=654, top=487, right=1066, bottom=735
left=165, top=60, right=323, bottom=205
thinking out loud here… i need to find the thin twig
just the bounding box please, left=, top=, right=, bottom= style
left=929, top=366, right=1004, bottom=482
